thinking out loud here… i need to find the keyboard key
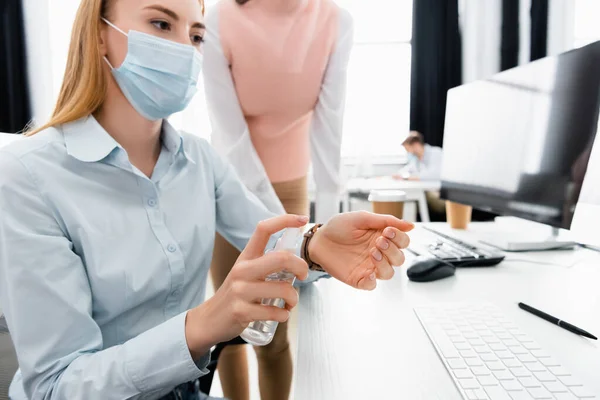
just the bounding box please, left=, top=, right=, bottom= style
left=515, top=334, right=534, bottom=343
left=503, top=339, right=520, bottom=347
left=510, top=368, right=532, bottom=378
left=522, top=342, right=541, bottom=350
left=553, top=393, right=578, bottom=400
left=558, top=376, right=583, bottom=387
left=525, top=362, right=547, bottom=372
left=484, top=385, right=513, bottom=400
left=455, top=342, right=471, bottom=350
left=484, top=336, right=502, bottom=344
left=496, top=350, right=515, bottom=359
left=453, top=369, right=474, bottom=379
left=473, top=389, right=488, bottom=400
left=461, top=349, right=478, bottom=358
left=469, top=338, right=486, bottom=346
left=527, top=387, right=553, bottom=399
left=548, top=366, right=570, bottom=376
left=494, top=370, right=514, bottom=380
left=487, top=361, right=506, bottom=371
left=510, top=346, right=529, bottom=355
left=533, top=371, right=556, bottom=382
left=501, top=380, right=524, bottom=391
left=482, top=353, right=500, bottom=362
left=569, top=386, right=596, bottom=398
left=491, top=343, right=508, bottom=351
left=517, top=354, right=536, bottom=363
left=519, top=377, right=542, bottom=388
left=497, top=332, right=513, bottom=340
left=542, top=381, right=568, bottom=393
left=509, top=391, right=535, bottom=400
left=465, top=389, right=479, bottom=400
left=450, top=335, right=467, bottom=343
left=459, top=378, right=480, bottom=389
left=471, top=366, right=491, bottom=376
left=464, top=332, right=479, bottom=339
left=477, top=375, right=499, bottom=386
left=479, top=330, right=495, bottom=337
left=473, top=345, right=491, bottom=354
left=503, top=358, right=521, bottom=368
left=539, top=358, right=561, bottom=367
left=448, top=359, right=468, bottom=369
left=466, top=358, right=485, bottom=367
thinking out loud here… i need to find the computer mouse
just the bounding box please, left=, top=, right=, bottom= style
left=407, top=257, right=456, bottom=282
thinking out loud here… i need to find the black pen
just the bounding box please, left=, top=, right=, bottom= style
left=518, top=302, right=597, bottom=340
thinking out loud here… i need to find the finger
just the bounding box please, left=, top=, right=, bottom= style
left=371, top=246, right=395, bottom=280
left=247, top=304, right=291, bottom=324
left=382, top=228, right=411, bottom=249
left=353, top=211, right=415, bottom=232
left=240, top=251, right=309, bottom=281
left=240, top=214, right=309, bottom=261
left=376, top=237, right=406, bottom=267
left=242, top=281, right=300, bottom=309
left=356, top=270, right=377, bottom=291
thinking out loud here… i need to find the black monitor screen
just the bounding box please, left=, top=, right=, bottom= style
left=441, top=41, right=600, bottom=229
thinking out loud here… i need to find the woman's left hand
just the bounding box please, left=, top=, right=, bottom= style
left=308, top=211, right=414, bottom=291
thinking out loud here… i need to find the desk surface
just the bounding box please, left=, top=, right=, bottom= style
left=346, top=177, right=441, bottom=194
left=294, top=223, right=600, bottom=400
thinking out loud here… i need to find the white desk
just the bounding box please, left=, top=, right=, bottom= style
left=294, top=223, right=600, bottom=399
left=345, top=177, right=441, bottom=223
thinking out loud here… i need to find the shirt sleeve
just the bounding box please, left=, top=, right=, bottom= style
left=418, top=148, right=443, bottom=181
left=0, top=152, right=210, bottom=400
left=310, top=8, right=354, bottom=223
left=203, top=5, right=286, bottom=216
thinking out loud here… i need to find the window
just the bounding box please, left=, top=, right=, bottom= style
left=335, top=0, right=413, bottom=160
left=573, top=0, right=600, bottom=48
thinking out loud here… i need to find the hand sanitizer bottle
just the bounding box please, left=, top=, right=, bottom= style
left=240, top=228, right=302, bottom=346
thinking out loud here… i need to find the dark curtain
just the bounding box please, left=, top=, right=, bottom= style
left=409, top=0, right=462, bottom=148
left=530, top=0, right=549, bottom=61
left=501, top=0, right=520, bottom=71
left=0, top=0, right=31, bottom=133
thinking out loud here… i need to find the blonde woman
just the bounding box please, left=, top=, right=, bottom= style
left=203, top=1, right=353, bottom=398
left=0, top=0, right=411, bottom=399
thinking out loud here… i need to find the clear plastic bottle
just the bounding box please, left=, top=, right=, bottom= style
left=240, top=228, right=302, bottom=346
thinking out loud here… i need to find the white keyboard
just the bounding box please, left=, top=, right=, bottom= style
left=414, top=304, right=597, bottom=400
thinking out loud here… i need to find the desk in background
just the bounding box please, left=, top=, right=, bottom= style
left=345, top=177, right=441, bottom=223
left=294, top=222, right=600, bottom=399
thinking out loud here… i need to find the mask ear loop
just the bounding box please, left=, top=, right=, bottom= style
left=101, top=18, right=128, bottom=70
left=102, top=18, right=128, bottom=36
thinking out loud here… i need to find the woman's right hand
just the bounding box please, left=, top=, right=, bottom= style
left=185, top=215, right=310, bottom=360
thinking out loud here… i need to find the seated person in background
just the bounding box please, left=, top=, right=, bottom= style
left=396, top=131, right=443, bottom=181
left=395, top=131, right=446, bottom=218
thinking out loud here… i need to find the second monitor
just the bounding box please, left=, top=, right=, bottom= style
left=441, top=41, right=600, bottom=251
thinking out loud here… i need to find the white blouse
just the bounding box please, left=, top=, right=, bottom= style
left=202, top=3, right=354, bottom=222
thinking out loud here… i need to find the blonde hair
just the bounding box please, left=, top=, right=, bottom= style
left=28, top=0, right=204, bottom=136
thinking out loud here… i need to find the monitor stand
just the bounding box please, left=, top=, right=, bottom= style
left=479, top=227, right=577, bottom=252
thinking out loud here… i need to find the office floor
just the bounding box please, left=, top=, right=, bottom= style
left=206, top=276, right=300, bottom=400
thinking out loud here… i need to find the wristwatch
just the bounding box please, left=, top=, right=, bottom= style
left=302, top=224, right=325, bottom=272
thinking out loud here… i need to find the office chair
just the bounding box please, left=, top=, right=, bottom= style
left=198, top=336, right=247, bottom=395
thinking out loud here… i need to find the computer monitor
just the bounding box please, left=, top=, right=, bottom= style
left=440, top=41, right=600, bottom=251
left=570, top=121, right=600, bottom=249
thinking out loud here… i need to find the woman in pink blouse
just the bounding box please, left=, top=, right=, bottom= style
left=203, top=0, right=353, bottom=398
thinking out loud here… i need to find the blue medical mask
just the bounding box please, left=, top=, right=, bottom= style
left=102, top=19, right=203, bottom=121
